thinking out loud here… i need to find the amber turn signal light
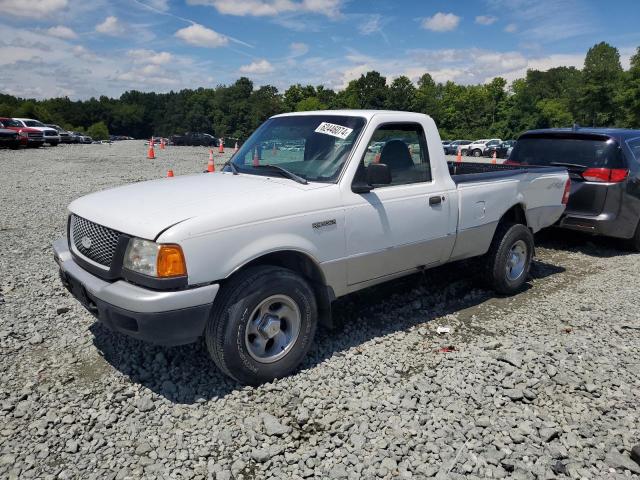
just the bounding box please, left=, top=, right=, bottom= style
left=157, top=244, right=187, bottom=277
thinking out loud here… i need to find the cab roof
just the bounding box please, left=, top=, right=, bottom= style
left=272, top=110, right=432, bottom=121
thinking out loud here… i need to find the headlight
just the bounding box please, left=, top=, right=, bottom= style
left=123, top=238, right=187, bottom=278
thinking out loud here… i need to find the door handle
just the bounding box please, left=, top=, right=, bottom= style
left=429, top=196, right=443, bottom=206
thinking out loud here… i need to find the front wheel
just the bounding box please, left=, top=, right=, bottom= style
left=481, top=223, right=534, bottom=294
left=473, top=149, right=482, bottom=157
left=205, top=266, right=317, bottom=385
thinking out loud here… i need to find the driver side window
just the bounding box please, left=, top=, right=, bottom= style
left=361, top=123, right=431, bottom=186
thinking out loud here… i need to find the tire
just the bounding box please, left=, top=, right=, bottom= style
left=473, top=149, right=482, bottom=157
left=481, top=223, right=534, bottom=295
left=205, top=265, right=318, bottom=385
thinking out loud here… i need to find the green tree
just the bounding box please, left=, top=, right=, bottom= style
left=296, top=97, right=325, bottom=111
left=622, top=47, right=640, bottom=128
left=386, top=76, right=416, bottom=111
left=579, top=42, right=623, bottom=126
left=87, top=121, right=109, bottom=140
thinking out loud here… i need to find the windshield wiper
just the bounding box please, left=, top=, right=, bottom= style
left=549, top=161, right=587, bottom=169
left=222, top=161, right=239, bottom=175
left=253, top=164, right=308, bottom=185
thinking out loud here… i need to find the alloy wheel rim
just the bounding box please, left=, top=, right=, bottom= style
left=245, top=294, right=301, bottom=363
left=506, top=239, right=527, bottom=281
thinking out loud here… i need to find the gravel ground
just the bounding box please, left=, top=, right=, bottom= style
left=1, top=141, right=639, bottom=480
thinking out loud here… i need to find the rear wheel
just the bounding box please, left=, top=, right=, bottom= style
left=473, top=149, right=482, bottom=157
left=205, top=265, right=318, bottom=385
left=481, top=223, right=534, bottom=294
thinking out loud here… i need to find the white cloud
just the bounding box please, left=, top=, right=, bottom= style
left=95, top=16, right=125, bottom=36
left=358, top=14, right=382, bottom=35
left=289, top=42, right=309, bottom=57
left=504, top=23, right=517, bottom=33
left=188, top=0, right=342, bottom=18
left=0, top=0, right=67, bottom=18
left=46, top=25, right=77, bottom=39
left=174, top=23, right=228, bottom=47
left=127, top=49, right=174, bottom=65
left=422, top=12, right=461, bottom=32
left=239, top=59, right=274, bottom=74
left=475, top=15, right=497, bottom=25
left=146, top=0, right=169, bottom=10
left=488, top=0, right=593, bottom=42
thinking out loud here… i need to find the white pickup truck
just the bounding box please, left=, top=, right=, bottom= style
left=53, top=111, right=570, bottom=384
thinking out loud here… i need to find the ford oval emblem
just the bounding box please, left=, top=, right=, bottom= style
left=81, top=236, right=92, bottom=249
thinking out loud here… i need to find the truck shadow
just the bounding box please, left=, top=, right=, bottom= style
left=90, top=258, right=565, bottom=404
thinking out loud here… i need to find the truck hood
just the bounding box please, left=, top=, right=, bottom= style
left=68, top=172, right=329, bottom=240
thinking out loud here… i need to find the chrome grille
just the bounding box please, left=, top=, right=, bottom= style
left=70, top=215, right=121, bottom=268
left=28, top=132, right=43, bottom=138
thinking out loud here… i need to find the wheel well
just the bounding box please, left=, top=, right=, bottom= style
left=500, top=204, right=528, bottom=227
left=231, top=251, right=334, bottom=327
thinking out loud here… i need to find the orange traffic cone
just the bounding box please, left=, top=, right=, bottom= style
left=150, top=136, right=154, bottom=147
left=456, top=147, right=462, bottom=163
left=252, top=150, right=260, bottom=166
left=207, top=149, right=215, bottom=172
left=147, top=142, right=155, bottom=159
left=160, top=138, right=165, bottom=150
left=491, top=151, right=497, bottom=164
left=374, top=152, right=381, bottom=163
left=167, top=169, right=174, bottom=177
left=218, top=139, right=224, bottom=154
left=234, top=141, right=239, bottom=153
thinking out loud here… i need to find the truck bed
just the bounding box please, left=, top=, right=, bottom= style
left=448, top=161, right=566, bottom=184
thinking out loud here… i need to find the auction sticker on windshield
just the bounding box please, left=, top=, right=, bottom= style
left=314, top=122, right=353, bottom=139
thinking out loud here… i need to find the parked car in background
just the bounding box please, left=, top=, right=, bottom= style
left=0, top=117, right=44, bottom=148
left=68, top=132, right=84, bottom=143
left=484, top=140, right=516, bottom=158
left=13, top=118, right=60, bottom=146
left=0, top=120, right=20, bottom=149
left=54, top=110, right=570, bottom=384
left=508, top=128, right=640, bottom=250
left=444, top=140, right=472, bottom=155
left=81, top=136, right=93, bottom=144
left=46, top=124, right=73, bottom=144
left=170, top=132, right=217, bottom=147
left=465, top=138, right=503, bottom=157
left=442, top=140, right=452, bottom=150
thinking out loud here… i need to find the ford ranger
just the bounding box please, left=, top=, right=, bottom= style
left=53, top=111, right=570, bottom=385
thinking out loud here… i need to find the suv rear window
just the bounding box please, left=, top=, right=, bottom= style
left=509, top=134, right=624, bottom=169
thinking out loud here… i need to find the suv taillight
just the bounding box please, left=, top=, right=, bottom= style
left=581, top=168, right=628, bottom=183
left=562, top=179, right=571, bottom=205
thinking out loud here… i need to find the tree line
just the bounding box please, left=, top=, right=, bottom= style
left=1, top=42, right=639, bottom=141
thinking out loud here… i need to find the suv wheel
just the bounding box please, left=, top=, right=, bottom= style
left=205, top=265, right=318, bottom=385
left=481, top=223, right=534, bottom=294
left=473, top=149, right=482, bottom=157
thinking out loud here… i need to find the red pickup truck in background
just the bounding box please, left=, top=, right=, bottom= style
left=0, top=117, right=45, bottom=148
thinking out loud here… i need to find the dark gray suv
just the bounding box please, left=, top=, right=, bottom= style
left=507, top=128, right=640, bottom=250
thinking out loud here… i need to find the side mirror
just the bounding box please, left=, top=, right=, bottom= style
left=351, top=163, right=392, bottom=194
left=367, top=163, right=391, bottom=186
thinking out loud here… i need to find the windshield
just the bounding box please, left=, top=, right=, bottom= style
left=24, top=120, right=45, bottom=127
left=1, top=119, right=21, bottom=127
left=230, top=115, right=366, bottom=183
left=509, top=135, right=623, bottom=168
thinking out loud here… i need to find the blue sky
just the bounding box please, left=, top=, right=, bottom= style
left=1, top=0, right=639, bottom=99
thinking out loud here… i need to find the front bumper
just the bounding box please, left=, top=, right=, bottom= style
left=53, top=238, right=219, bottom=346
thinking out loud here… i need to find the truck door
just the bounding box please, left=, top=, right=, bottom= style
left=344, top=122, right=455, bottom=286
